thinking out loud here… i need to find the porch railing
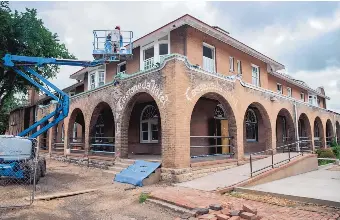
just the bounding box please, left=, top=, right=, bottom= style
left=53, top=138, right=64, bottom=153
left=203, top=57, right=215, bottom=73
left=68, top=137, right=85, bottom=154
left=39, top=137, right=48, bottom=151
left=190, top=135, right=234, bottom=158
left=314, top=137, right=323, bottom=149
left=89, top=137, right=115, bottom=156
left=326, top=136, right=334, bottom=146
left=250, top=139, right=312, bottom=177
left=143, top=57, right=155, bottom=70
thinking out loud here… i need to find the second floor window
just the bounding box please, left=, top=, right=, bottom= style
left=300, top=93, right=305, bottom=101
left=98, top=71, right=105, bottom=86
left=251, top=65, right=260, bottom=86
left=229, top=57, right=234, bottom=72
left=117, top=61, right=126, bottom=74
left=237, top=60, right=242, bottom=74
left=202, top=43, right=215, bottom=73
left=143, top=46, right=154, bottom=70
left=90, top=73, right=96, bottom=89
left=287, top=87, right=292, bottom=97
left=277, top=83, right=282, bottom=94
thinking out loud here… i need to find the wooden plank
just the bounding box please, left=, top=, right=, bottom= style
left=27, top=188, right=98, bottom=201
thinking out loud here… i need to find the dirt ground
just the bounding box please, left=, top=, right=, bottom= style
left=0, top=159, right=178, bottom=220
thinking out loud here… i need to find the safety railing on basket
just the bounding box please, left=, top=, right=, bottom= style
left=190, top=135, right=234, bottom=158
left=249, top=139, right=313, bottom=177
left=89, top=137, right=115, bottom=156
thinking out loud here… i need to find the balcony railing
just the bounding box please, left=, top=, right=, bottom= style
left=143, top=57, right=155, bottom=71
left=190, top=135, right=234, bottom=158
left=203, top=57, right=215, bottom=73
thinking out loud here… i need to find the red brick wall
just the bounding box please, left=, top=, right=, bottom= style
left=170, top=26, right=186, bottom=55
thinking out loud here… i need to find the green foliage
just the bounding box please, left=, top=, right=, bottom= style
left=316, top=148, right=336, bottom=159
left=138, top=192, right=149, bottom=203
left=330, top=139, right=338, bottom=148
left=0, top=1, right=75, bottom=133
left=331, top=145, right=340, bottom=159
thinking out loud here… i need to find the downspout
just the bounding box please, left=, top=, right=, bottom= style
left=294, top=101, right=300, bottom=151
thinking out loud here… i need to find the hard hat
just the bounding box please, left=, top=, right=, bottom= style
left=115, top=26, right=121, bottom=30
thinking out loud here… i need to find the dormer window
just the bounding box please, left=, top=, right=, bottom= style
left=88, top=65, right=106, bottom=90
left=117, top=61, right=126, bottom=74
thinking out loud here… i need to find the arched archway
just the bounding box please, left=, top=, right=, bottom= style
left=67, top=108, right=85, bottom=154
left=243, top=102, right=272, bottom=154
left=326, top=119, right=334, bottom=146
left=88, top=102, right=115, bottom=157
left=314, top=117, right=324, bottom=148
left=120, top=92, right=162, bottom=160
left=276, top=108, right=295, bottom=149
left=189, top=92, right=237, bottom=160
left=298, top=113, right=312, bottom=150
left=336, top=121, right=340, bottom=144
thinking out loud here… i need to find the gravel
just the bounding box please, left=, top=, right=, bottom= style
left=0, top=159, right=178, bottom=220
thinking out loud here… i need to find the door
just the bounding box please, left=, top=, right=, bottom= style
left=220, top=119, right=229, bottom=154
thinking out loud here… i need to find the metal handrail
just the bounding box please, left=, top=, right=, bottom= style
left=190, top=135, right=234, bottom=158
left=89, top=136, right=115, bottom=155
left=250, top=139, right=313, bottom=177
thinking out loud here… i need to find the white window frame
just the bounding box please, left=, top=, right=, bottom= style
left=87, top=65, right=106, bottom=90
left=300, top=92, right=305, bottom=101
left=140, top=33, right=170, bottom=70
left=98, top=70, right=105, bottom=87
left=117, top=61, right=126, bottom=74
left=237, top=60, right=242, bottom=74
left=140, top=105, right=159, bottom=143
left=287, top=87, right=292, bottom=97
left=229, top=57, right=234, bottom=72
left=89, top=72, right=96, bottom=90
left=277, top=83, right=283, bottom=94
left=308, top=94, right=318, bottom=106
left=251, top=64, right=260, bottom=87
left=202, top=42, right=216, bottom=73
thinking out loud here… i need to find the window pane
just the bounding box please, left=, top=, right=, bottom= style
left=119, top=63, right=126, bottom=72
left=144, top=47, right=154, bottom=60
left=151, top=123, right=158, bottom=131
left=152, top=131, right=158, bottom=140
left=246, top=124, right=256, bottom=140
left=142, top=132, right=148, bottom=141
left=159, top=44, right=168, bottom=55
left=142, top=122, right=148, bottom=131
left=203, top=46, right=213, bottom=59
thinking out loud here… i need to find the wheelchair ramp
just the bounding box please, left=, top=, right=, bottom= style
left=114, top=160, right=161, bottom=186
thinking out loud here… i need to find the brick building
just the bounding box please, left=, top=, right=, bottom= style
left=9, top=14, right=340, bottom=180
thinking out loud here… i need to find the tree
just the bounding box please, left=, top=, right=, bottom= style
left=0, top=1, right=75, bottom=133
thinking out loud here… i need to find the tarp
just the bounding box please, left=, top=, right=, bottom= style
left=114, top=160, right=161, bottom=186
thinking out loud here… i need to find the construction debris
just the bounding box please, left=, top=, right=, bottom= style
left=176, top=202, right=263, bottom=220
left=27, top=188, right=98, bottom=201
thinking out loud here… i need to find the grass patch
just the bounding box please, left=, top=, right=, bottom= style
left=138, top=192, right=149, bottom=203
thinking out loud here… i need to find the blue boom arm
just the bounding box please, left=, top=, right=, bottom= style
left=2, top=54, right=106, bottom=139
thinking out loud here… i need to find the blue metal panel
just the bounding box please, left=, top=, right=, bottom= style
left=114, top=160, right=161, bottom=186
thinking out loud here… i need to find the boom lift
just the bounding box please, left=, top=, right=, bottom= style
left=0, top=29, right=133, bottom=184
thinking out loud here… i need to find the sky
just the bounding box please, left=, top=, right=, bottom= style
left=8, top=1, right=340, bottom=112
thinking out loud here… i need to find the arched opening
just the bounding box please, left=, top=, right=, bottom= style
left=336, top=121, right=340, bottom=144
left=314, top=117, right=324, bottom=149
left=298, top=113, right=312, bottom=150
left=121, top=92, right=162, bottom=160
left=243, top=102, right=272, bottom=154
left=67, top=108, right=85, bottom=154
left=39, top=121, right=49, bottom=152
left=276, top=109, right=295, bottom=149
left=326, top=119, right=334, bottom=146
left=190, top=93, right=237, bottom=161
left=52, top=121, right=64, bottom=153
left=89, top=102, right=115, bottom=157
